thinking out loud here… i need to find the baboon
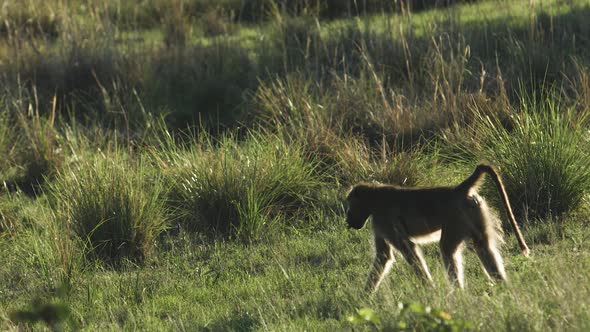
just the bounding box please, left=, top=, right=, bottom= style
left=345, top=164, right=529, bottom=292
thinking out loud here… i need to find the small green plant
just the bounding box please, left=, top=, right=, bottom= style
left=49, top=154, right=169, bottom=264
left=143, top=42, right=257, bottom=129
left=347, top=307, right=381, bottom=326
left=348, top=303, right=474, bottom=331
left=394, top=302, right=474, bottom=332
left=9, top=203, right=85, bottom=293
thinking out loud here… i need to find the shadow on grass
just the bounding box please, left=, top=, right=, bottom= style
left=204, top=311, right=258, bottom=332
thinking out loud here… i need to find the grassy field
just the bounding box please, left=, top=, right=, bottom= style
left=1, top=0, right=590, bottom=330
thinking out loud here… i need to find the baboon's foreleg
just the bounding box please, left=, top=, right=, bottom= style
left=365, top=237, right=394, bottom=293
left=441, top=230, right=466, bottom=288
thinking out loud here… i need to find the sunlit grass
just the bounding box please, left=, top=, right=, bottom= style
left=48, top=153, right=169, bottom=264
left=1, top=0, right=590, bottom=330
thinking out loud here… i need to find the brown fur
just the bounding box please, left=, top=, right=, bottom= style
left=346, top=164, right=529, bottom=292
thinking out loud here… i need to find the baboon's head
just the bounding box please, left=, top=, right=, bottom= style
left=345, top=184, right=372, bottom=230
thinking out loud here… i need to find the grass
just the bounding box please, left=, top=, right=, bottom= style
left=449, top=89, right=590, bottom=220
left=498, top=95, right=590, bottom=219
left=155, top=131, right=323, bottom=241
left=48, top=153, right=170, bottom=264
left=1, top=0, right=590, bottom=330
left=3, top=220, right=589, bottom=330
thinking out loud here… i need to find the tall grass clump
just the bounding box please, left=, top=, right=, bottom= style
left=334, top=137, right=433, bottom=187
left=163, top=133, right=321, bottom=241
left=48, top=154, right=169, bottom=264
left=0, top=106, right=17, bottom=176
left=254, top=73, right=404, bottom=141
left=465, top=92, right=590, bottom=220
left=252, top=74, right=434, bottom=186
left=14, top=97, right=63, bottom=192
left=0, top=93, right=65, bottom=194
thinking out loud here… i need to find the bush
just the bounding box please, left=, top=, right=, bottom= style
left=49, top=154, right=169, bottom=264
left=465, top=92, right=590, bottom=220
left=163, top=133, right=321, bottom=241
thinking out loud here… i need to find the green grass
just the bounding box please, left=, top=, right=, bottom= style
left=153, top=131, right=323, bottom=241
left=47, top=153, right=170, bottom=264
left=449, top=90, right=590, bottom=220
left=3, top=219, right=589, bottom=330
left=2, top=0, right=590, bottom=330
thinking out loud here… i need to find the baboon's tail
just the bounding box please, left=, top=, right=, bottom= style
left=456, top=164, right=530, bottom=257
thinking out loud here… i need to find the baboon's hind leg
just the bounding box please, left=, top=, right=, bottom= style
left=471, top=208, right=507, bottom=282
left=365, top=237, right=394, bottom=292
left=473, top=234, right=507, bottom=282
left=393, top=238, right=433, bottom=284
left=441, top=229, right=466, bottom=288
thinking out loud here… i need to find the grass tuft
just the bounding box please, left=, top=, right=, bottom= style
left=465, top=91, right=590, bottom=220
left=49, top=153, right=169, bottom=264
left=161, top=132, right=322, bottom=241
